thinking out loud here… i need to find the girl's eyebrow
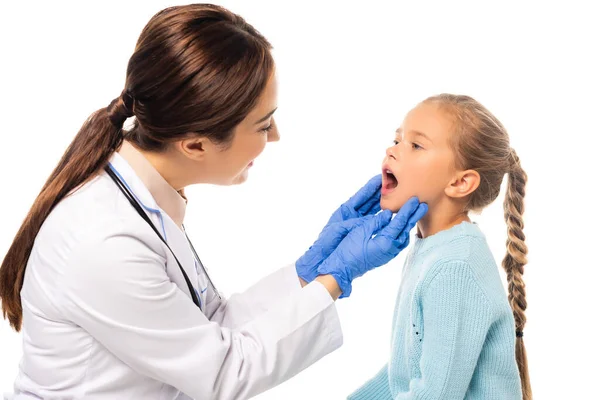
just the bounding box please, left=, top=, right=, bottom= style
left=396, top=128, right=432, bottom=143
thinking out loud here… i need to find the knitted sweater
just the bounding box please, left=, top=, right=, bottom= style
left=348, top=222, right=522, bottom=399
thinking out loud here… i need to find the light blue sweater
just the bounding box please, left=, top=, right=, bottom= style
left=348, top=222, right=522, bottom=399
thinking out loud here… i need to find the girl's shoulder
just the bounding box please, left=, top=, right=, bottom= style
left=409, top=229, right=509, bottom=312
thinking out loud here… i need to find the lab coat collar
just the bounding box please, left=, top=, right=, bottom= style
left=109, top=141, right=187, bottom=227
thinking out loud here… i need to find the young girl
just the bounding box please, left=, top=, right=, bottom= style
left=348, top=94, right=530, bottom=399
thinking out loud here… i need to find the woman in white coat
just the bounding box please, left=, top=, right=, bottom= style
left=0, top=4, right=427, bottom=399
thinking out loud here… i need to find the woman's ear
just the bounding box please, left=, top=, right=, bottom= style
left=445, top=169, right=480, bottom=199
left=177, top=136, right=211, bottom=161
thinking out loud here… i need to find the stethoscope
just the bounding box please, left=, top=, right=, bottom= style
left=104, top=165, right=221, bottom=311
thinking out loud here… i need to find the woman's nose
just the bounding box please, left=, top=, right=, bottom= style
left=267, top=119, right=280, bottom=142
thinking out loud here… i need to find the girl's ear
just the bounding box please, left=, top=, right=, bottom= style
left=445, top=169, right=480, bottom=199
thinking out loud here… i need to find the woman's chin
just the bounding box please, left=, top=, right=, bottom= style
left=229, top=169, right=249, bottom=185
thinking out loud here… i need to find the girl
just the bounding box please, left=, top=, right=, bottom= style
left=346, top=94, right=531, bottom=399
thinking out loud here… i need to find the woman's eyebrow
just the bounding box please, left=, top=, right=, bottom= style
left=255, top=107, right=278, bottom=124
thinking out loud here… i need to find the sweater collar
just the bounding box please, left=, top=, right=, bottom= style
left=412, top=221, right=484, bottom=256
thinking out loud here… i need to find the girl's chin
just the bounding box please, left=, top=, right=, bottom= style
left=380, top=197, right=402, bottom=214
left=381, top=192, right=426, bottom=214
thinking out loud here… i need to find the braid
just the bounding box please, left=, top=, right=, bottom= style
left=502, top=149, right=532, bottom=400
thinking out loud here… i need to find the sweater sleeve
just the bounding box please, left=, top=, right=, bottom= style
left=394, top=261, right=495, bottom=400
left=348, top=364, right=394, bottom=400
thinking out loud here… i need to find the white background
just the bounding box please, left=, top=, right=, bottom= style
left=1, top=0, right=599, bottom=398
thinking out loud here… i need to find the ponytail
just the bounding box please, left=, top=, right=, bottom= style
left=0, top=91, right=131, bottom=331
left=2, top=3, right=278, bottom=333
left=502, top=149, right=532, bottom=400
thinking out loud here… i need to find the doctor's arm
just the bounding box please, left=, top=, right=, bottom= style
left=203, top=265, right=340, bottom=328
left=202, top=263, right=305, bottom=328
left=59, top=228, right=343, bottom=400
left=203, top=175, right=383, bottom=328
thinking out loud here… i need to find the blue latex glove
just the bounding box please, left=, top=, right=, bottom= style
left=296, top=175, right=382, bottom=283
left=295, top=218, right=365, bottom=283
left=317, top=197, right=428, bottom=298
left=327, top=174, right=382, bottom=225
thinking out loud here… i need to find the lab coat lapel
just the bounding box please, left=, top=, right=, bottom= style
left=108, top=153, right=202, bottom=307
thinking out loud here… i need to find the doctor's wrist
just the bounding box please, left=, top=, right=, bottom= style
left=314, top=274, right=342, bottom=300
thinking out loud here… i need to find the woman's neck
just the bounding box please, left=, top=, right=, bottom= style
left=125, top=141, right=187, bottom=191
left=417, top=199, right=470, bottom=238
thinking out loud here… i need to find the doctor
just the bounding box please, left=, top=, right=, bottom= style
left=0, top=4, right=427, bottom=400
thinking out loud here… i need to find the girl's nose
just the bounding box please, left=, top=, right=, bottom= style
left=386, top=144, right=397, bottom=160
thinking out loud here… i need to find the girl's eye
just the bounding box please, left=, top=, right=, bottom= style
left=412, top=142, right=423, bottom=150
left=393, top=139, right=400, bottom=145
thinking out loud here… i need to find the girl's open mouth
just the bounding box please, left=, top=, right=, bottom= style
left=382, top=168, right=398, bottom=195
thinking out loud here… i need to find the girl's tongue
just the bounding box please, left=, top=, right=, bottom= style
left=382, top=169, right=398, bottom=195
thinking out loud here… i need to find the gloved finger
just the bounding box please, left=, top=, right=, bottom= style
left=398, top=203, right=428, bottom=240
left=319, top=217, right=364, bottom=242
left=397, top=232, right=409, bottom=247
left=366, top=209, right=393, bottom=235
left=358, top=193, right=382, bottom=216
left=365, top=198, right=382, bottom=215
left=347, top=174, right=382, bottom=211
left=378, top=197, right=420, bottom=239
left=374, top=225, right=415, bottom=254
left=336, top=217, right=368, bottom=233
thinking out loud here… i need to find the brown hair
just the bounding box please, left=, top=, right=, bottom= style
left=0, top=4, right=274, bottom=331
left=424, top=94, right=531, bottom=399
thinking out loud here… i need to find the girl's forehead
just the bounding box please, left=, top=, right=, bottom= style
left=399, top=104, right=455, bottom=143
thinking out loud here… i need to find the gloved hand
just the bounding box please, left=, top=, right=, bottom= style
left=317, top=197, right=428, bottom=298
left=327, top=174, right=382, bottom=225
left=296, top=218, right=365, bottom=283
left=296, top=175, right=382, bottom=283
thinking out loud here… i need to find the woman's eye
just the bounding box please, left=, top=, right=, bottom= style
left=260, top=125, right=273, bottom=133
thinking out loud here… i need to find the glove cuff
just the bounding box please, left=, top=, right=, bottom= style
left=328, top=271, right=352, bottom=299
left=295, top=261, right=319, bottom=283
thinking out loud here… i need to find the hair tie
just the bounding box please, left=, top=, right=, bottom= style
left=516, top=330, right=524, bottom=338
left=509, top=147, right=520, bottom=165
left=108, top=90, right=134, bottom=127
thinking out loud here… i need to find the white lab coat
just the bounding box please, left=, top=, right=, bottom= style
left=8, top=145, right=343, bottom=399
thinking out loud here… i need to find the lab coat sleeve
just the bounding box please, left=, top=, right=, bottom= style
left=203, top=264, right=303, bottom=329
left=59, top=228, right=343, bottom=400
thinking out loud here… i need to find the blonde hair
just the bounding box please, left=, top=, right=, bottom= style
left=423, top=94, right=531, bottom=400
